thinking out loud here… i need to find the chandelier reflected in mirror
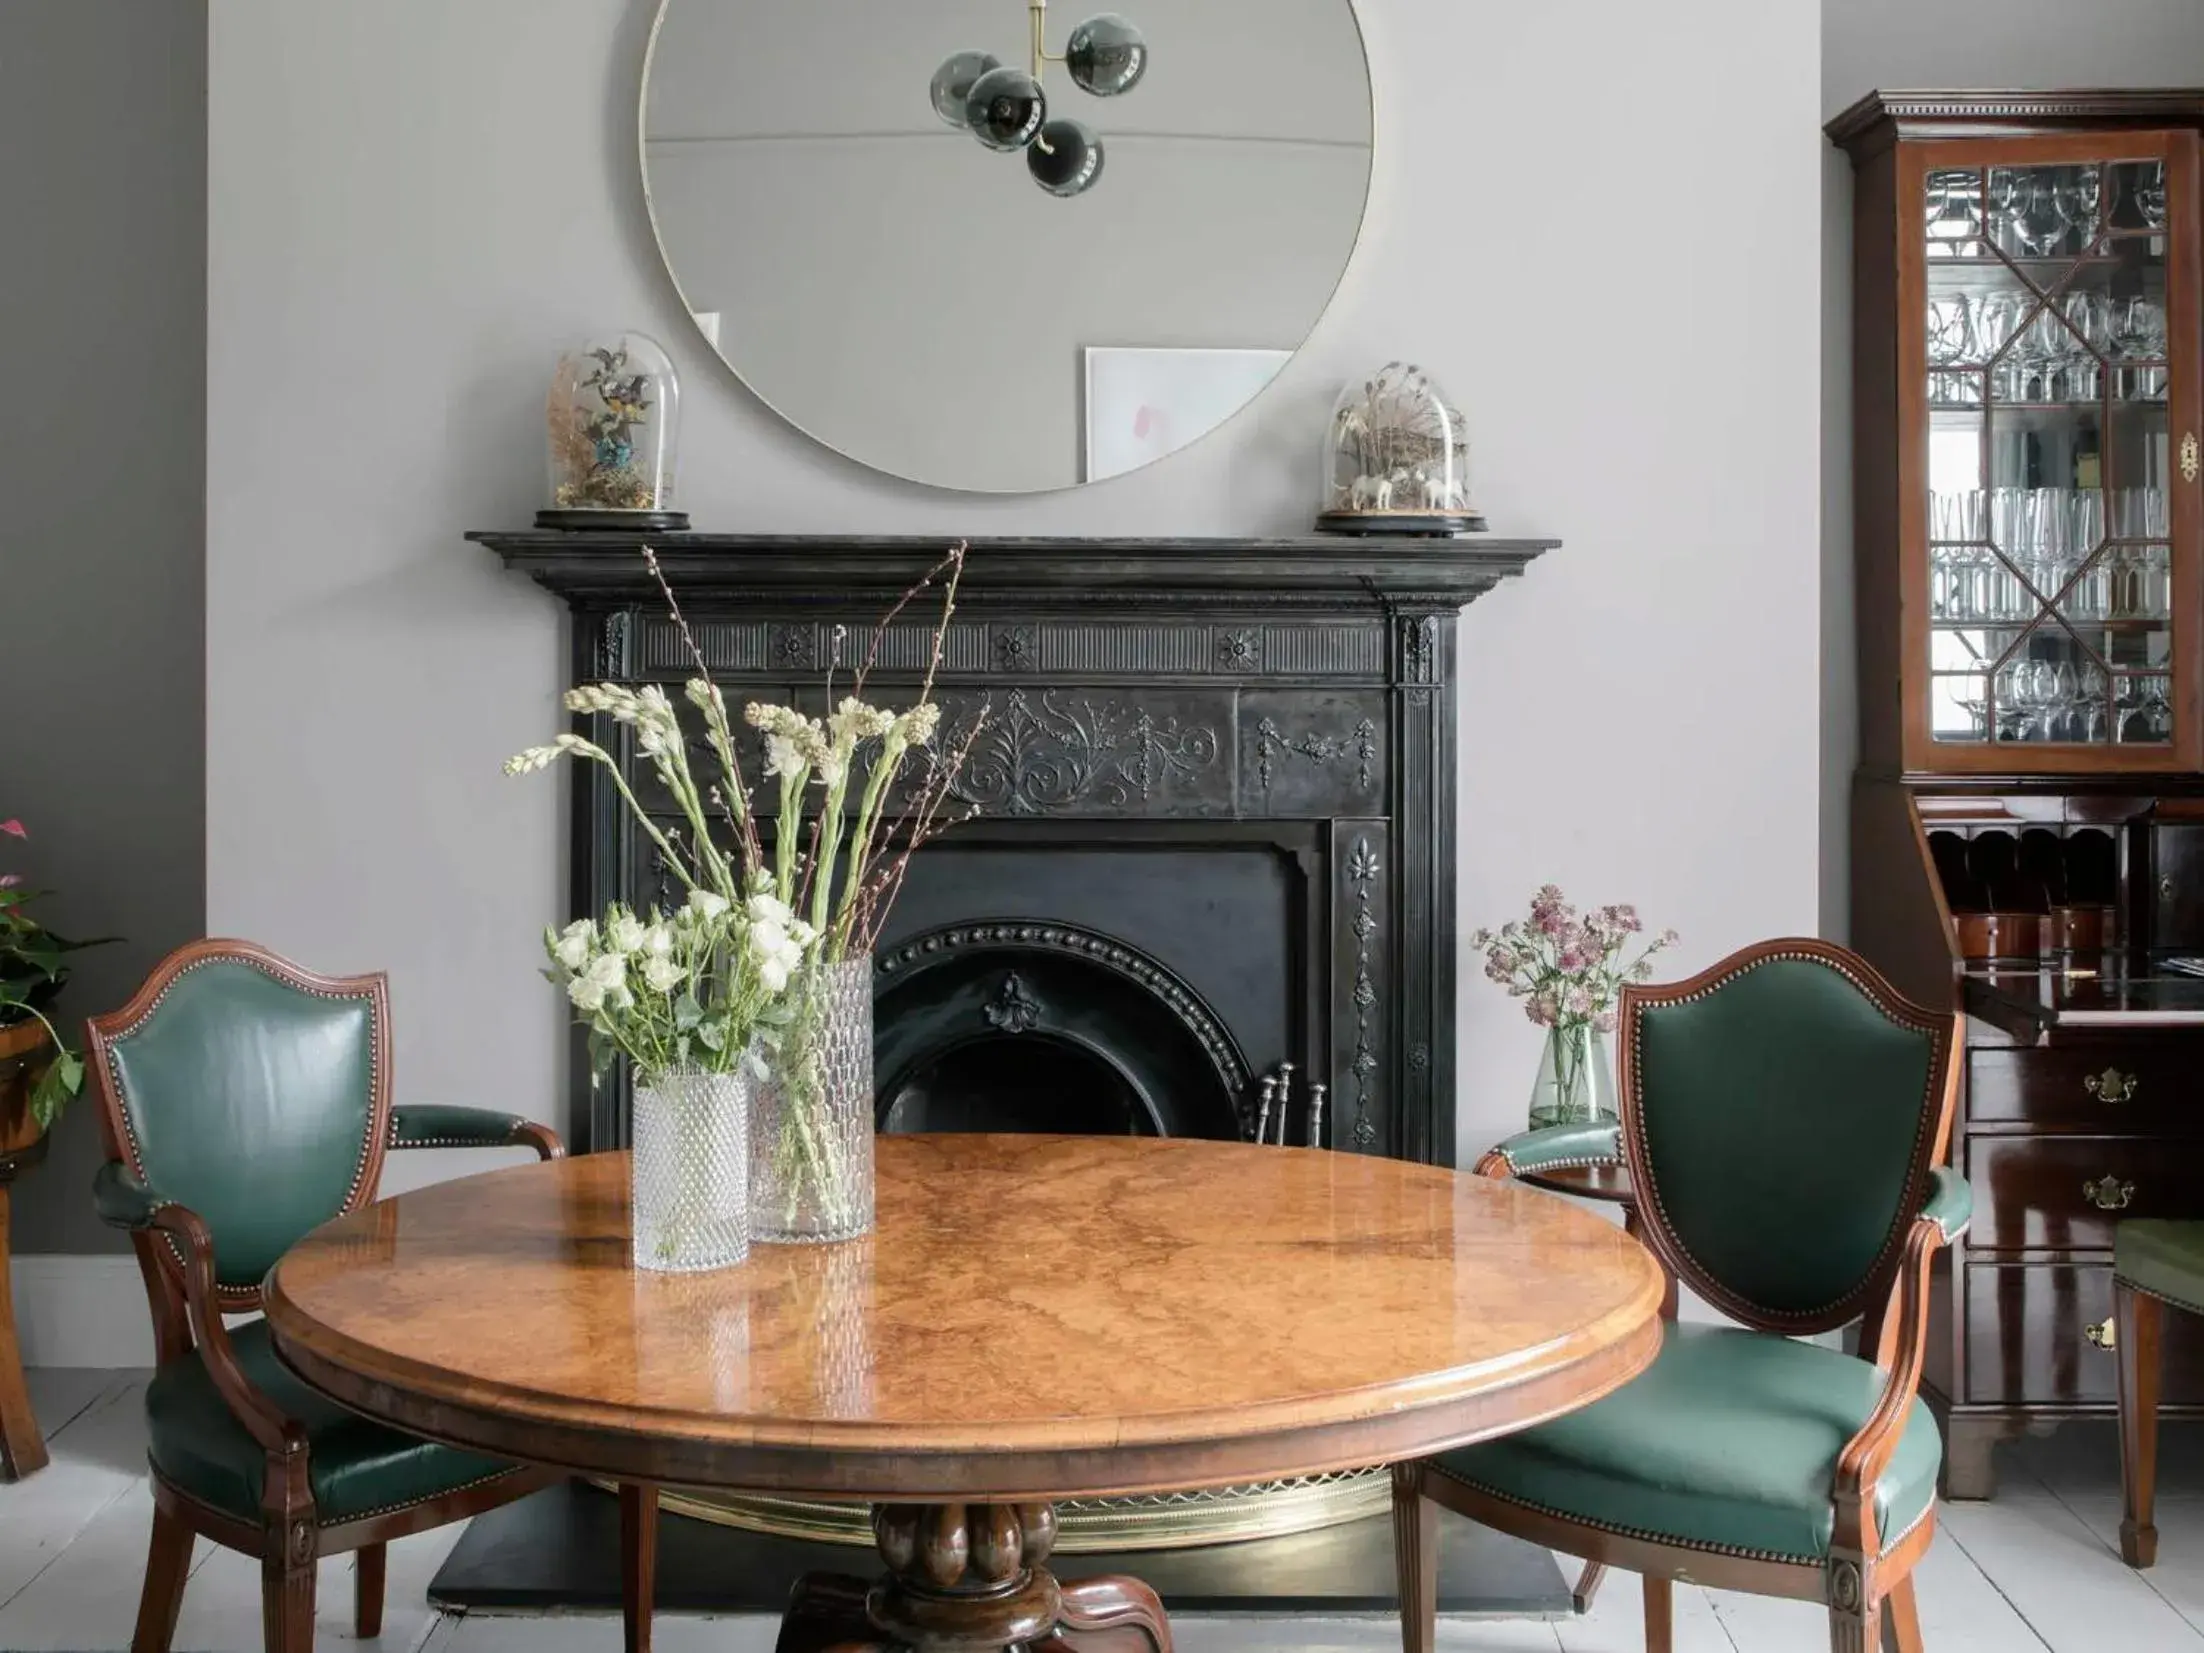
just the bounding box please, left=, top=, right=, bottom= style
left=929, top=3, right=1148, bottom=197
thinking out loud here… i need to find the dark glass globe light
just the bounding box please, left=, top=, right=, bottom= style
left=929, top=50, right=1001, bottom=126
left=1066, top=14, right=1148, bottom=97
left=1028, top=119, right=1105, bottom=197
left=965, top=65, right=1047, bottom=150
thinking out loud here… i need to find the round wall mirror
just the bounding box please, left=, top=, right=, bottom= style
left=641, top=0, right=1373, bottom=494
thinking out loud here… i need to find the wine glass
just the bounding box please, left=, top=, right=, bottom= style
left=1927, top=293, right=1978, bottom=405
left=2054, top=166, right=2103, bottom=253
left=2079, top=662, right=2110, bottom=743
left=1985, top=169, right=2026, bottom=254
left=2060, top=290, right=2111, bottom=401
left=1976, top=292, right=2029, bottom=398
left=2124, top=160, right=2168, bottom=231
left=2014, top=176, right=2067, bottom=257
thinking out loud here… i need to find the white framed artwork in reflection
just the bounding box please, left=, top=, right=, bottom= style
left=1082, top=346, right=1292, bottom=483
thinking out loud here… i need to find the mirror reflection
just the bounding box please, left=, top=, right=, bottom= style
left=642, top=0, right=1372, bottom=493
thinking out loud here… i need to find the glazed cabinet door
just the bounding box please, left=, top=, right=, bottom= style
left=1900, top=131, right=2203, bottom=773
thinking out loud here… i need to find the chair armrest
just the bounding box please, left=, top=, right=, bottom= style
left=1833, top=1167, right=1973, bottom=1552
left=389, top=1104, right=564, bottom=1161
left=1918, top=1164, right=1971, bottom=1244
left=92, top=1162, right=302, bottom=1457
left=1472, top=1119, right=1624, bottom=1180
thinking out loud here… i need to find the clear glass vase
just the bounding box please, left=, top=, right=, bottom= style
left=630, top=1065, right=751, bottom=1273
left=750, top=954, right=875, bottom=1244
left=1527, top=1021, right=1617, bottom=1130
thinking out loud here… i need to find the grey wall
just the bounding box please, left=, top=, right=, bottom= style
left=207, top=0, right=1823, bottom=1173
left=643, top=0, right=1371, bottom=492
left=0, top=1, right=207, bottom=1254
left=1818, top=0, right=2204, bottom=938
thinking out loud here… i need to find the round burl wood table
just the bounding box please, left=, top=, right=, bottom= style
left=265, top=1133, right=1663, bottom=1652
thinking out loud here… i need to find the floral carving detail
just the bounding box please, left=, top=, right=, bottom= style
left=770, top=624, right=814, bottom=669
left=983, top=971, right=1043, bottom=1035
left=1218, top=629, right=1261, bottom=671
left=596, top=610, right=632, bottom=678
left=1255, top=717, right=1379, bottom=796
left=996, top=626, right=1035, bottom=671
left=1347, top=835, right=1381, bottom=1147
left=942, top=689, right=1220, bottom=816
left=1402, top=616, right=1436, bottom=684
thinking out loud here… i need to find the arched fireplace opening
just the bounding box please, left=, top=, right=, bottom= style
left=872, top=921, right=1249, bottom=1142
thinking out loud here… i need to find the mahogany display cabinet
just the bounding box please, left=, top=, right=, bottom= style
left=1835, top=90, right=2204, bottom=1497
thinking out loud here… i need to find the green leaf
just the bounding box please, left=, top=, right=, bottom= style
left=28, top=1051, right=82, bottom=1134
left=695, top=1019, right=725, bottom=1053
left=673, top=991, right=703, bottom=1032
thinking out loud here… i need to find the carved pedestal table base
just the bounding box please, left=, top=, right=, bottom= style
left=776, top=1502, right=1168, bottom=1653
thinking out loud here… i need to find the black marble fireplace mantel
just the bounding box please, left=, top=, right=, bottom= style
left=472, top=531, right=1555, bottom=1170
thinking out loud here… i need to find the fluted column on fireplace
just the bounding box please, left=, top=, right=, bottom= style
left=471, top=533, right=1553, bottom=1169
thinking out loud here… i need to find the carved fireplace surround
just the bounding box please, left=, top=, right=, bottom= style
left=472, top=532, right=1553, bottom=1172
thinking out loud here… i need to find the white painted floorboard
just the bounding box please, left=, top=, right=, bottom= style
left=8, top=1371, right=2204, bottom=1651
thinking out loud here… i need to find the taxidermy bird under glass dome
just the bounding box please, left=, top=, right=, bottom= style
left=929, top=2, right=1147, bottom=198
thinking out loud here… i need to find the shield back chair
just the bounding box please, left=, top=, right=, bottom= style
left=2112, top=1219, right=2204, bottom=1568
left=1392, top=938, right=1968, bottom=1653
left=86, top=938, right=658, bottom=1653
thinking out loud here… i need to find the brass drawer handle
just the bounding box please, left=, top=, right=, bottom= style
left=2084, top=1067, right=2138, bottom=1103
left=2087, top=1317, right=2117, bottom=1351
left=2084, top=1175, right=2137, bottom=1211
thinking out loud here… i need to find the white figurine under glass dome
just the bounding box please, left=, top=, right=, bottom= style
left=539, top=331, right=689, bottom=531
left=1315, top=362, right=1483, bottom=535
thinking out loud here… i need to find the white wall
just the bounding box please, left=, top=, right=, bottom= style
left=1818, top=0, right=2204, bottom=938
left=207, top=0, right=1824, bottom=1175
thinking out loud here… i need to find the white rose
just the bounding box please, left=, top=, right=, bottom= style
left=605, top=912, right=646, bottom=954
left=583, top=952, right=627, bottom=994
left=746, top=892, right=793, bottom=929
left=688, top=888, right=731, bottom=921
left=759, top=955, right=791, bottom=994
left=567, top=974, right=607, bottom=1013
left=552, top=927, right=593, bottom=972
left=641, top=954, right=683, bottom=994
left=639, top=923, right=674, bottom=960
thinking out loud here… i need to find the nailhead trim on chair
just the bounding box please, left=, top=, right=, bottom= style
left=1496, top=1151, right=1626, bottom=1176
left=1427, top=1462, right=1930, bottom=1567
left=324, top=1465, right=528, bottom=1527
left=105, top=951, right=384, bottom=1305
left=1626, top=948, right=1942, bottom=1328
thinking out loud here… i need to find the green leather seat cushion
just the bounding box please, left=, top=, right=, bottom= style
left=1430, top=1324, right=1941, bottom=1563
left=147, top=1320, right=517, bottom=1524
left=2117, top=1220, right=2204, bottom=1313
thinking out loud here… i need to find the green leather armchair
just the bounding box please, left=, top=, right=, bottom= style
left=1394, top=938, right=1967, bottom=1653
left=85, top=939, right=601, bottom=1653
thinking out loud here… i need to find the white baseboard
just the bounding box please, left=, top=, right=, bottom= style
left=10, top=1254, right=155, bottom=1367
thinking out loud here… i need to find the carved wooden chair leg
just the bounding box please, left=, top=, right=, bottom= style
left=2117, top=1281, right=2164, bottom=1568
left=130, top=1503, right=193, bottom=1653
left=1880, top=1574, right=1924, bottom=1653
left=1390, top=1463, right=1436, bottom=1653
left=356, top=1540, right=387, bottom=1638
left=1643, top=1574, right=1673, bottom=1653
left=1056, top=1575, right=1173, bottom=1652
left=1567, top=1559, right=1607, bottom=1613
left=260, top=1551, right=317, bottom=1653
left=621, top=1482, right=659, bottom=1652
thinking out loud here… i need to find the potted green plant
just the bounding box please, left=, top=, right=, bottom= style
left=0, top=819, right=110, bottom=1149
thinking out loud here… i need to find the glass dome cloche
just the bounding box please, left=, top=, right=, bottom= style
left=538, top=331, right=689, bottom=531
left=1316, top=362, right=1483, bottom=536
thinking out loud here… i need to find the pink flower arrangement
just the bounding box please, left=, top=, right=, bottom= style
left=1470, top=885, right=1679, bottom=1034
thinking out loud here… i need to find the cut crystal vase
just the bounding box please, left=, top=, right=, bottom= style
left=629, top=1065, right=751, bottom=1273
left=750, top=954, right=876, bottom=1244
left=1526, top=1021, right=1617, bottom=1131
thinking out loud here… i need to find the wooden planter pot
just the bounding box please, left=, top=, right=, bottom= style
left=0, top=1017, right=52, bottom=1477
